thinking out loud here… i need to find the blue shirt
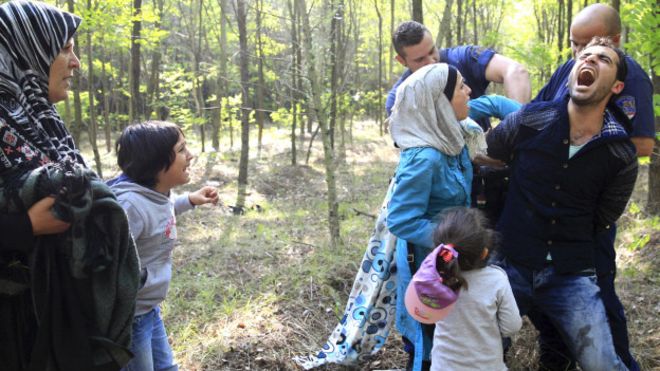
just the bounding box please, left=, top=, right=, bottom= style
left=533, top=56, right=654, bottom=139
left=386, top=46, right=496, bottom=129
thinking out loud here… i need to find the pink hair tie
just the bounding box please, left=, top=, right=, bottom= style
left=438, top=244, right=458, bottom=263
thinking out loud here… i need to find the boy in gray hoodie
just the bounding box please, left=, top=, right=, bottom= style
left=109, top=121, right=218, bottom=371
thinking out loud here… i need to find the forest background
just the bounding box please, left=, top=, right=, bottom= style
left=33, top=0, right=660, bottom=369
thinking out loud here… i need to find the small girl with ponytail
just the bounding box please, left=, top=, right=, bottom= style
left=430, top=207, right=521, bottom=371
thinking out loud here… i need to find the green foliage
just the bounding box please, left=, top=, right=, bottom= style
left=270, top=107, right=294, bottom=128
left=220, top=95, right=243, bottom=131
left=622, top=0, right=660, bottom=120
left=622, top=0, right=660, bottom=74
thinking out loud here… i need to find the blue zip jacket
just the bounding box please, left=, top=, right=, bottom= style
left=387, top=146, right=472, bottom=370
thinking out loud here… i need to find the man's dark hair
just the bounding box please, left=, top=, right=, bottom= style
left=392, top=21, right=430, bottom=57
left=584, top=36, right=627, bottom=82
left=116, top=120, right=183, bottom=188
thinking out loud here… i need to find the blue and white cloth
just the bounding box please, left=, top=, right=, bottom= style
left=293, top=180, right=398, bottom=369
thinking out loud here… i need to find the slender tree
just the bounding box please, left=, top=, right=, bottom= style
left=373, top=0, right=383, bottom=135
left=438, top=0, right=453, bottom=48
left=86, top=0, right=102, bottom=176
left=255, top=0, right=266, bottom=157
left=67, top=0, right=83, bottom=144
left=212, top=0, right=229, bottom=151
left=557, top=0, right=565, bottom=63
left=650, top=70, right=659, bottom=214
left=298, top=0, right=341, bottom=246
left=566, top=0, right=573, bottom=51
left=100, top=43, right=112, bottom=153
left=288, top=0, right=298, bottom=165
left=471, top=0, right=478, bottom=44
left=235, top=0, right=250, bottom=211
left=129, top=0, right=142, bottom=125
left=328, top=1, right=344, bottom=149
left=145, top=0, right=165, bottom=120
left=412, top=0, right=423, bottom=23
left=456, top=0, right=463, bottom=44
left=388, top=0, right=394, bottom=83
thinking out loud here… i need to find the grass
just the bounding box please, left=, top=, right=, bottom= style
left=79, top=121, right=659, bottom=370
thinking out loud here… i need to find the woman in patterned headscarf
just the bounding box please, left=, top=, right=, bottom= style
left=0, top=1, right=82, bottom=369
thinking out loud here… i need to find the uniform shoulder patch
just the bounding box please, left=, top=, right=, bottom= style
left=616, top=95, right=636, bottom=120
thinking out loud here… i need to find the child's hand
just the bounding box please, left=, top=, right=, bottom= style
left=188, top=186, right=220, bottom=206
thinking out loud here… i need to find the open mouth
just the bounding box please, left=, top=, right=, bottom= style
left=577, top=69, right=595, bottom=87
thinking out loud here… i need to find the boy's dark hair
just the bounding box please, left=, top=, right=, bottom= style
left=433, top=207, right=495, bottom=291
left=115, top=121, right=183, bottom=188
left=392, top=21, right=430, bottom=57
left=583, top=36, right=627, bottom=82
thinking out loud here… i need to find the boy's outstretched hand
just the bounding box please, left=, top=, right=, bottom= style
left=188, top=186, right=220, bottom=206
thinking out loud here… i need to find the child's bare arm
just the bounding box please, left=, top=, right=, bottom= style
left=188, top=186, right=220, bottom=206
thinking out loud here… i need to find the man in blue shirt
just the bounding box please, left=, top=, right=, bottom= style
left=531, top=4, right=651, bottom=370
left=488, top=38, right=637, bottom=371
left=386, top=21, right=531, bottom=226
left=385, top=21, right=531, bottom=127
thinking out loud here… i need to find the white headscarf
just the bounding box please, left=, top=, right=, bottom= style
left=389, top=63, right=486, bottom=159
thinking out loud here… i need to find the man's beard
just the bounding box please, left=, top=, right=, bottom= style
left=569, top=83, right=613, bottom=107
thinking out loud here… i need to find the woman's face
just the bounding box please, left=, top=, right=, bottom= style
left=48, top=38, right=80, bottom=103
left=450, top=73, right=472, bottom=121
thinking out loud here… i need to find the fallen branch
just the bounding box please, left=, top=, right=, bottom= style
left=352, top=208, right=376, bottom=219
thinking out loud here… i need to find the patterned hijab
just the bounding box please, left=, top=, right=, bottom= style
left=389, top=63, right=466, bottom=156
left=0, top=0, right=84, bottom=175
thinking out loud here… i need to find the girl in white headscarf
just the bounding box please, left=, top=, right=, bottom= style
left=387, top=63, right=478, bottom=371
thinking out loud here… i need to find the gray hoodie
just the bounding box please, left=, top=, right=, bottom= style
left=110, top=181, right=194, bottom=316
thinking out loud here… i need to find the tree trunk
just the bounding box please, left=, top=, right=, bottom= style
left=438, top=0, right=453, bottom=48
left=213, top=0, right=229, bottom=151
left=235, top=0, right=250, bottom=211
left=471, top=0, right=478, bottom=44
left=117, top=50, right=128, bottom=129
left=145, top=0, right=164, bottom=121
left=129, top=0, right=142, bottom=124
left=557, top=0, right=565, bottom=63
left=296, top=4, right=308, bottom=138
left=412, top=0, right=423, bottom=24
left=193, top=0, right=206, bottom=152
left=374, top=0, right=383, bottom=135
left=389, top=0, right=394, bottom=83
left=456, top=0, right=463, bottom=44
left=566, top=0, right=572, bottom=51
left=100, top=43, right=112, bottom=153
left=86, top=0, right=103, bottom=176
left=647, top=68, right=660, bottom=214
left=329, top=1, right=344, bottom=149
left=298, top=0, right=341, bottom=246
left=288, top=0, right=298, bottom=165
left=255, top=0, right=266, bottom=158
left=67, top=0, right=83, bottom=144
left=610, top=0, right=620, bottom=13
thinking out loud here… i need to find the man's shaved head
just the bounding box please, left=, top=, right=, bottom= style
left=572, top=3, right=621, bottom=37
left=570, top=3, right=622, bottom=58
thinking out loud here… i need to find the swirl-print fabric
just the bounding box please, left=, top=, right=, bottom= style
left=294, top=180, right=398, bottom=369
